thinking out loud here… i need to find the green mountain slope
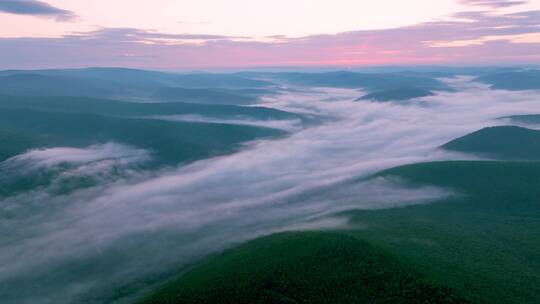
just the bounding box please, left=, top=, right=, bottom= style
left=0, top=74, right=119, bottom=98
left=477, top=70, right=540, bottom=90
left=344, top=161, right=540, bottom=303
left=139, top=160, right=540, bottom=304
left=358, top=87, right=434, bottom=102
left=441, top=126, right=540, bottom=160
left=237, top=71, right=450, bottom=91
left=0, top=68, right=275, bottom=102
left=0, top=68, right=274, bottom=89
left=501, top=114, right=540, bottom=125
left=0, top=95, right=302, bottom=122
left=0, top=108, right=284, bottom=165
left=153, top=87, right=256, bottom=104
left=139, top=232, right=467, bottom=304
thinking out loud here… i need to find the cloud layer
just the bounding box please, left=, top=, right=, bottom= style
left=7, top=143, right=149, bottom=168
left=0, top=0, right=76, bottom=21
left=459, top=0, right=528, bottom=8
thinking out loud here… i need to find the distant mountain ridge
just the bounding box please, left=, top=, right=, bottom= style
left=476, top=70, right=540, bottom=90
left=357, top=87, right=435, bottom=102
left=236, top=70, right=451, bottom=91
left=0, top=95, right=302, bottom=121
left=0, top=68, right=276, bottom=103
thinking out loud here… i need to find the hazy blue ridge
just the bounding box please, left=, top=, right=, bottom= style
left=0, top=107, right=285, bottom=165
left=237, top=71, right=451, bottom=91
left=476, top=70, right=540, bottom=90
left=0, top=95, right=303, bottom=121
left=357, top=87, right=435, bottom=102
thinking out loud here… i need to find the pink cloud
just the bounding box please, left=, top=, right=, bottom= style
left=459, top=0, right=528, bottom=8
left=0, top=10, right=539, bottom=69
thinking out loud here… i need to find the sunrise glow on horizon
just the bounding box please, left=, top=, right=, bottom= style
left=1, top=0, right=539, bottom=69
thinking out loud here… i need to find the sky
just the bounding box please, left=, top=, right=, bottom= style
left=0, top=0, right=539, bottom=69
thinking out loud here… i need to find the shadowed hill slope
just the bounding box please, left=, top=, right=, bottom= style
left=0, top=107, right=284, bottom=165
left=477, top=70, right=540, bottom=91
left=0, top=68, right=276, bottom=102
left=0, top=95, right=302, bottom=121
left=441, top=126, right=540, bottom=160
left=357, top=87, right=434, bottom=102
left=139, top=232, right=468, bottom=304
left=139, top=160, right=540, bottom=304
left=237, top=71, right=450, bottom=92
left=344, top=161, right=540, bottom=303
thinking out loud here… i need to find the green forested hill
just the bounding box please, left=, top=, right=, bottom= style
left=139, top=161, right=540, bottom=304
left=358, top=87, right=434, bottom=102
left=441, top=126, right=540, bottom=160
left=0, top=95, right=302, bottom=121
left=139, top=232, right=468, bottom=304
left=345, top=161, right=540, bottom=303
left=0, top=107, right=284, bottom=165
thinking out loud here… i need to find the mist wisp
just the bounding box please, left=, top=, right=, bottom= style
left=2, top=77, right=540, bottom=303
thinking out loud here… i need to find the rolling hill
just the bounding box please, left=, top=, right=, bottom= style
left=142, top=160, right=540, bottom=303
left=476, top=70, right=540, bottom=90
left=139, top=232, right=468, bottom=304
left=501, top=114, right=540, bottom=125
left=0, top=95, right=302, bottom=122
left=357, top=87, right=434, bottom=102
left=0, top=68, right=276, bottom=102
left=238, top=71, right=450, bottom=92
left=0, top=107, right=284, bottom=166
left=441, top=126, right=540, bottom=160
left=0, top=74, right=120, bottom=98
left=153, top=87, right=257, bottom=104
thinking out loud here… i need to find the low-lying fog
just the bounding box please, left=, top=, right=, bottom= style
left=2, top=76, right=540, bottom=303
